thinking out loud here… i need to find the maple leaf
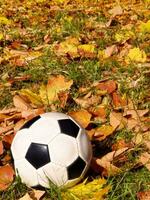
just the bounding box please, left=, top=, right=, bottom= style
left=137, top=191, right=150, bottom=200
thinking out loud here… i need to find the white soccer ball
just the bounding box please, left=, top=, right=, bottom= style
left=11, top=112, right=92, bottom=188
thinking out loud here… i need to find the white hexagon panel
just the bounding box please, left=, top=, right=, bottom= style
left=48, top=134, right=78, bottom=167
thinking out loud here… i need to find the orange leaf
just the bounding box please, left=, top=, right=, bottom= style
left=0, top=164, right=14, bottom=191
left=69, top=110, right=91, bottom=128
left=139, top=152, right=150, bottom=171
left=0, top=141, right=4, bottom=155
left=112, top=92, right=127, bottom=108
left=89, top=105, right=106, bottom=119
left=137, top=191, right=150, bottom=200
left=3, top=134, right=15, bottom=149
left=96, top=80, right=117, bottom=94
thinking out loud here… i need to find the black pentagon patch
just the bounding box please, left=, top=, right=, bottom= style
left=21, top=116, right=41, bottom=129
left=25, top=143, right=50, bottom=169
left=67, top=157, right=86, bottom=180
left=58, top=119, right=79, bottom=138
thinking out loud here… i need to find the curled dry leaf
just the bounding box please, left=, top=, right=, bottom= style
left=62, top=177, right=111, bottom=200
left=19, top=193, right=32, bottom=200
left=137, top=191, right=150, bottom=200
left=0, top=164, right=14, bottom=191
left=94, top=147, right=128, bottom=176
left=74, top=95, right=101, bottom=109
left=0, top=141, right=4, bottom=155
left=88, top=105, right=106, bottom=119
left=139, top=152, right=150, bottom=171
left=13, top=95, right=32, bottom=111
left=110, top=111, right=127, bottom=130
left=96, top=80, right=117, bottom=94
left=93, top=125, right=114, bottom=141
left=69, top=110, right=91, bottom=128
left=78, top=44, right=96, bottom=58
left=46, top=75, right=73, bottom=104
left=112, top=92, right=127, bottom=109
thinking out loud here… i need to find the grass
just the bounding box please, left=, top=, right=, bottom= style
left=0, top=0, right=150, bottom=199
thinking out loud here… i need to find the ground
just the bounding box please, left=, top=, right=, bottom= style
left=0, top=0, right=150, bottom=199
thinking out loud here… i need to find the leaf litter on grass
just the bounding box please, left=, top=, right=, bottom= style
left=0, top=0, right=150, bottom=199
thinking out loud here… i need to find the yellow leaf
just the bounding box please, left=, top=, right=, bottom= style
left=94, top=125, right=114, bottom=141
left=0, top=33, right=3, bottom=40
left=62, top=178, right=111, bottom=200
left=47, top=75, right=73, bottom=104
left=78, top=44, right=96, bottom=58
left=139, top=20, right=150, bottom=33
left=19, top=89, right=43, bottom=107
left=69, top=110, right=92, bottom=128
left=54, top=38, right=80, bottom=58
left=126, top=47, right=147, bottom=63
left=39, top=84, right=48, bottom=105
left=0, top=17, right=11, bottom=25
left=115, top=30, right=135, bottom=43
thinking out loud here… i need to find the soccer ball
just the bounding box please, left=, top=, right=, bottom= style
left=11, top=112, right=92, bottom=188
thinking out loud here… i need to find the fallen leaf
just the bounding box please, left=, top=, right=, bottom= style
left=3, top=134, right=15, bottom=149
left=62, top=178, right=111, bottom=200
left=126, top=47, right=147, bottom=63
left=19, top=193, right=32, bottom=200
left=0, top=164, right=14, bottom=191
left=108, top=5, right=123, bottom=17
left=46, top=75, right=73, bottom=104
left=139, top=20, right=150, bottom=33
left=139, top=152, right=150, bottom=171
left=115, top=30, right=135, bottom=43
left=110, top=112, right=127, bottom=130
left=95, top=147, right=128, bottom=176
left=93, top=125, right=114, bottom=141
left=0, top=141, right=4, bottom=155
left=78, top=44, right=96, bottom=58
left=112, top=92, right=127, bottom=109
left=96, top=80, right=117, bottom=94
left=69, top=110, right=91, bottom=128
left=32, top=189, right=45, bottom=200
left=0, top=124, right=14, bottom=135
left=74, top=95, right=100, bottom=109
left=123, top=109, right=149, bottom=120
left=0, top=16, right=11, bottom=25
left=137, top=190, right=150, bottom=200
left=88, top=105, right=106, bottom=119
left=21, top=108, right=45, bottom=119
left=19, top=89, right=43, bottom=107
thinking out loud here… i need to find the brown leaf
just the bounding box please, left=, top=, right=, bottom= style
left=0, top=124, right=14, bottom=135
left=13, top=95, right=32, bottom=111
left=96, top=80, right=117, bottom=94
left=123, top=109, right=149, bottom=120
left=3, top=134, right=15, bottom=149
left=110, top=112, right=127, bottom=130
left=112, top=139, right=133, bottom=151
left=108, top=5, right=123, bottom=17
left=58, top=91, right=69, bottom=108
left=137, top=191, right=150, bottom=200
left=21, top=108, right=45, bottom=120
left=19, top=193, right=32, bottom=200
left=139, top=152, right=150, bottom=171
left=69, top=110, right=92, bottom=128
left=74, top=95, right=100, bottom=109
left=0, top=141, right=4, bottom=155
left=32, top=189, right=45, bottom=200
left=0, top=164, right=14, bottom=191
left=95, top=148, right=128, bottom=176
